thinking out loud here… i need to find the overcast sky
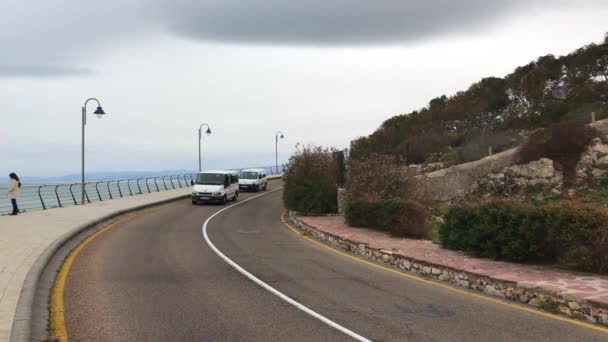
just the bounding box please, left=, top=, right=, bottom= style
left=1, top=1, right=608, bottom=177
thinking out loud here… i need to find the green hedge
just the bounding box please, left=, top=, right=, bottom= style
left=439, top=201, right=608, bottom=274
left=345, top=198, right=428, bottom=238
left=283, top=178, right=337, bottom=215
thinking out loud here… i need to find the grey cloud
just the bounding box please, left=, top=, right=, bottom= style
left=0, top=65, right=92, bottom=77
left=0, top=0, right=603, bottom=78
left=158, top=0, right=572, bottom=45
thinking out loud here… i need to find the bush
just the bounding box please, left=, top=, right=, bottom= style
left=439, top=201, right=552, bottom=261
left=284, top=178, right=338, bottom=215
left=519, top=120, right=599, bottom=181
left=345, top=198, right=429, bottom=238
left=346, top=153, right=403, bottom=201
left=545, top=202, right=608, bottom=273
left=283, top=145, right=338, bottom=215
left=439, top=200, right=608, bottom=274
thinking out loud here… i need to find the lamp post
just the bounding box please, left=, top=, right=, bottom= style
left=275, top=130, right=284, bottom=174
left=81, top=98, right=106, bottom=205
left=198, top=123, right=212, bottom=172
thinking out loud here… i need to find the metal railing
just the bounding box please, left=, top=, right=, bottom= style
left=0, top=174, right=197, bottom=215
left=0, top=165, right=286, bottom=215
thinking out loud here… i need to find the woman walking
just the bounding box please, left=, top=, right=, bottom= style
left=8, top=173, right=21, bottom=215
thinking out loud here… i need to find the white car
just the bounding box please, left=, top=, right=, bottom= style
left=192, top=171, right=239, bottom=205
left=239, top=168, right=268, bottom=192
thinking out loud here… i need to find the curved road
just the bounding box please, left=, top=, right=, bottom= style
left=62, top=181, right=608, bottom=341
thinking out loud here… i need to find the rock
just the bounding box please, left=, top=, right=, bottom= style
left=422, top=266, right=432, bottom=274
left=518, top=294, right=530, bottom=303
left=584, top=314, right=597, bottom=323
left=527, top=178, right=549, bottom=186
left=431, top=268, right=442, bottom=275
left=591, top=142, right=608, bottom=157
left=484, top=285, right=505, bottom=298
left=529, top=298, right=541, bottom=307
left=403, top=260, right=411, bottom=270
left=568, top=301, right=582, bottom=310
left=457, top=279, right=470, bottom=288
left=598, top=155, right=608, bottom=166
left=560, top=306, right=573, bottom=317
left=505, top=158, right=555, bottom=179
left=551, top=188, right=561, bottom=195
left=578, top=153, right=598, bottom=169
left=423, top=163, right=445, bottom=173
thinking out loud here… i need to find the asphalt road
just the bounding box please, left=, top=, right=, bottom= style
left=62, top=181, right=608, bottom=341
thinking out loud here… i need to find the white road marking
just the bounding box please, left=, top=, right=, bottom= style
left=201, top=187, right=373, bottom=342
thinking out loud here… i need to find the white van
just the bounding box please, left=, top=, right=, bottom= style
left=192, top=170, right=239, bottom=205
left=239, top=168, right=267, bottom=192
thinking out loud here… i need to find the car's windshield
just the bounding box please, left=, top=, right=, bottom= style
left=240, top=171, right=258, bottom=179
left=195, top=173, right=225, bottom=185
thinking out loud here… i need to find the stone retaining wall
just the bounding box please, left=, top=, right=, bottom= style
left=406, top=117, right=608, bottom=203
left=287, top=211, right=608, bottom=327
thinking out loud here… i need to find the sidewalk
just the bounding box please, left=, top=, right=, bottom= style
left=0, top=188, right=190, bottom=341
left=291, top=214, right=608, bottom=326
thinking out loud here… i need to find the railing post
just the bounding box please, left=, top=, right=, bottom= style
left=170, top=175, right=176, bottom=189
left=95, top=182, right=103, bottom=201
left=177, top=175, right=183, bottom=188
left=84, top=184, right=91, bottom=203
left=54, top=185, right=62, bottom=207
left=127, top=179, right=134, bottom=196
left=107, top=181, right=113, bottom=200
left=38, top=185, right=47, bottom=210
left=162, top=176, right=168, bottom=190
left=145, top=178, right=151, bottom=193
left=117, top=180, right=123, bottom=197
left=154, top=177, right=160, bottom=192
left=69, top=184, right=77, bottom=205
left=136, top=178, right=143, bottom=194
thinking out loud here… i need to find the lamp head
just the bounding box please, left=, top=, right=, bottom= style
left=94, top=106, right=106, bottom=119
left=206, top=127, right=212, bottom=135
left=280, top=134, right=284, bottom=139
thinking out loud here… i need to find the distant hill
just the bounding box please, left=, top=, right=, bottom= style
left=15, top=170, right=196, bottom=185
left=351, top=33, right=608, bottom=166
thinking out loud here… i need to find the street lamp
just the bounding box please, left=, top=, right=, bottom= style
left=198, top=123, right=212, bottom=172
left=81, top=98, right=106, bottom=205
left=275, top=130, right=284, bottom=174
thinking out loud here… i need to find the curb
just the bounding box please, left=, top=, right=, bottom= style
left=9, top=193, right=190, bottom=342
left=286, top=211, right=608, bottom=328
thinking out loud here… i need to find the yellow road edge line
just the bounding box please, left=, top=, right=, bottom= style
left=49, top=202, right=178, bottom=342
left=280, top=210, right=608, bottom=335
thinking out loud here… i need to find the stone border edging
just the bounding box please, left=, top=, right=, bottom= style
left=10, top=194, right=190, bottom=342
left=286, top=211, right=608, bottom=327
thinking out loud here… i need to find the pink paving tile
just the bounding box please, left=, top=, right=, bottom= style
left=566, top=292, right=606, bottom=301
left=564, top=285, right=602, bottom=292
left=588, top=296, right=608, bottom=307
left=537, top=284, right=568, bottom=293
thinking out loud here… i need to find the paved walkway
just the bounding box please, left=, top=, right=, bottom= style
left=298, top=215, right=608, bottom=307
left=0, top=188, right=190, bottom=341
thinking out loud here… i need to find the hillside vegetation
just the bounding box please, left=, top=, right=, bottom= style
left=351, top=34, right=608, bottom=165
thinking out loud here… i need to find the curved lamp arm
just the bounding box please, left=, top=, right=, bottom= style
left=199, top=123, right=212, bottom=137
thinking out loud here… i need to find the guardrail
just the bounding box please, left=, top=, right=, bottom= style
left=0, top=165, right=286, bottom=215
